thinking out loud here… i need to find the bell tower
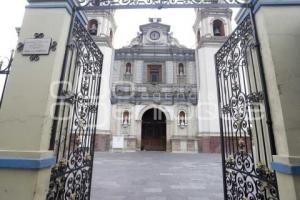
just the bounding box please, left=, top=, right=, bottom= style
left=85, top=10, right=117, bottom=150
left=86, top=10, right=117, bottom=47
left=193, top=7, right=232, bottom=46
left=193, top=7, right=232, bottom=152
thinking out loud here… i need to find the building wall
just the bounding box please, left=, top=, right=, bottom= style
left=193, top=8, right=232, bottom=153
left=93, top=14, right=233, bottom=153
left=99, top=55, right=219, bottom=153
left=134, top=60, right=144, bottom=83
left=86, top=11, right=116, bottom=135
left=166, top=61, right=174, bottom=84
left=96, top=46, right=114, bottom=132
left=110, top=103, right=198, bottom=152
left=114, top=60, right=197, bottom=85
left=196, top=46, right=220, bottom=135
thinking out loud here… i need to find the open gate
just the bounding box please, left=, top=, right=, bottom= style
left=40, top=0, right=281, bottom=199
left=47, top=14, right=103, bottom=200
left=215, top=14, right=279, bottom=199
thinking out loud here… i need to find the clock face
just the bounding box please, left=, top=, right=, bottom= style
left=150, top=31, right=160, bottom=40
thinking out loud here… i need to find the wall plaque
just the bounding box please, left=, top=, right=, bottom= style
left=112, top=136, right=124, bottom=149
left=17, top=33, right=57, bottom=62
left=22, top=38, right=52, bottom=55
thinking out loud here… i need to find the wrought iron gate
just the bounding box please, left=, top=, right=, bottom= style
left=215, top=14, right=279, bottom=199
left=47, top=15, right=103, bottom=200
left=0, top=50, right=13, bottom=108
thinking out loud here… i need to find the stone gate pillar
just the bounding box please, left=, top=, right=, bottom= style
left=0, top=1, right=85, bottom=199
left=252, top=1, right=300, bottom=199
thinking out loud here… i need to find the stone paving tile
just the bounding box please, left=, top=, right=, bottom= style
left=143, top=188, right=163, bottom=193
left=91, top=152, right=223, bottom=200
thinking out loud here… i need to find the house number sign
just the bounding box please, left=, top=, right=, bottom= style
left=17, top=33, right=57, bottom=62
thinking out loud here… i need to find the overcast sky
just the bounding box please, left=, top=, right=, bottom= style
left=0, top=1, right=202, bottom=58
left=114, top=9, right=196, bottom=49
left=0, top=1, right=201, bottom=96
left=0, top=0, right=238, bottom=98
left=0, top=1, right=26, bottom=58
left=0, top=1, right=237, bottom=57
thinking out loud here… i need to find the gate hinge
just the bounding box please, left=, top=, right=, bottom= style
left=61, top=90, right=76, bottom=104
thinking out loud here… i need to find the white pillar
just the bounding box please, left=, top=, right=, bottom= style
left=196, top=46, right=220, bottom=135
left=0, top=1, right=79, bottom=199
left=254, top=2, right=300, bottom=199
left=165, top=61, right=174, bottom=84
left=96, top=46, right=114, bottom=132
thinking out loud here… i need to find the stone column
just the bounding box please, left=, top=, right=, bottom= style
left=165, top=61, right=174, bottom=84
left=136, top=120, right=142, bottom=150
left=254, top=2, right=300, bottom=199
left=96, top=45, right=114, bottom=145
left=0, top=1, right=82, bottom=199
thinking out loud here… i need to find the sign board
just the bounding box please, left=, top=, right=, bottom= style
left=112, top=135, right=124, bottom=149
left=22, top=38, right=52, bottom=55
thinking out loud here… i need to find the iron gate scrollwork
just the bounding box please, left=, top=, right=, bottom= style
left=0, top=50, right=13, bottom=108
left=215, top=14, right=280, bottom=199
left=77, top=0, right=250, bottom=10
left=47, top=16, right=103, bottom=200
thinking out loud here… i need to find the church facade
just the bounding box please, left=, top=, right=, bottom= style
left=85, top=8, right=232, bottom=153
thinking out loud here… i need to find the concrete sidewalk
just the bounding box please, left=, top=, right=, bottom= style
left=91, top=152, right=223, bottom=200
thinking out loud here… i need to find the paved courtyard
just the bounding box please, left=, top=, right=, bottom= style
left=91, top=152, right=223, bottom=200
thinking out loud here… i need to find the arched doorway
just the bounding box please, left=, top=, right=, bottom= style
left=141, top=108, right=166, bottom=151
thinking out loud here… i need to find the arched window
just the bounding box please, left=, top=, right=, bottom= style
left=122, top=111, right=130, bottom=125
left=125, top=62, right=132, bottom=74
left=178, top=111, right=187, bottom=127
left=197, top=30, right=201, bottom=43
left=88, top=19, right=98, bottom=36
left=178, top=63, right=184, bottom=75
left=93, top=0, right=100, bottom=6
left=110, top=29, right=114, bottom=41
left=213, top=20, right=225, bottom=37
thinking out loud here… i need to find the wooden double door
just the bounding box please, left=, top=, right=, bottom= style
left=141, top=109, right=166, bottom=151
